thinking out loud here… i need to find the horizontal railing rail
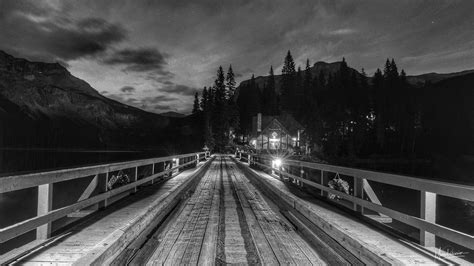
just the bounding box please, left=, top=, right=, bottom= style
left=0, top=151, right=211, bottom=244
left=239, top=152, right=474, bottom=250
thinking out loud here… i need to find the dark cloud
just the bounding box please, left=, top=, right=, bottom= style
left=0, top=2, right=126, bottom=62
left=120, top=86, right=136, bottom=94
left=103, top=48, right=170, bottom=73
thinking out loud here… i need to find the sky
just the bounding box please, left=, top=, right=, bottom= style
left=0, top=0, right=473, bottom=114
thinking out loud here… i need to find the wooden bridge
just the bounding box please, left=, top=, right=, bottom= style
left=0, top=152, right=473, bottom=265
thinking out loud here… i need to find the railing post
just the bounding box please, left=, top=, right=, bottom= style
left=36, top=183, right=53, bottom=240
left=151, top=163, right=155, bottom=185
left=134, top=167, right=138, bottom=193
left=299, top=165, right=304, bottom=187
left=174, top=158, right=180, bottom=175
left=354, top=177, right=364, bottom=213
left=99, top=172, right=109, bottom=209
left=320, top=170, right=324, bottom=196
left=420, top=191, right=436, bottom=247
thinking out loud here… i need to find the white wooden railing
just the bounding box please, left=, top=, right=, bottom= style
left=237, top=152, right=474, bottom=250
left=0, top=151, right=211, bottom=244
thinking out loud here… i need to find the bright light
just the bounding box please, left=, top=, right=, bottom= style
left=273, top=158, right=282, bottom=168
left=269, top=138, right=280, bottom=142
left=292, top=137, right=297, bottom=141
left=251, top=139, right=257, bottom=146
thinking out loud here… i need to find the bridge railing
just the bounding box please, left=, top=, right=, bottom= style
left=0, top=151, right=210, bottom=245
left=238, top=152, right=474, bottom=250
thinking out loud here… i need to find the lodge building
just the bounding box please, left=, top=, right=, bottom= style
left=249, top=113, right=304, bottom=154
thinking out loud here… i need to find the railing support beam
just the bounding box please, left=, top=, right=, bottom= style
left=36, top=183, right=53, bottom=240
left=420, top=191, right=436, bottom=247
left=354, top=177, right=364, bottom=213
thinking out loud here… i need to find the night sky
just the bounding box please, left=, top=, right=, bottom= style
left=1, top=0, right=473, bottom=113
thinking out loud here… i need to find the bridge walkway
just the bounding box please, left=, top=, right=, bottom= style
left=4, top=155, right=464, bottom=265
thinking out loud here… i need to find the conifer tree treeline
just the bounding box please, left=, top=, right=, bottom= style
left=235, top=50, right=422, bottom=158
left=194, top=50, right=458, bottom=158
left=194, top=65, right=239, bottom=151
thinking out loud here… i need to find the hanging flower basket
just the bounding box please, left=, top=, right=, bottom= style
left=327, top=174, right=350, bottom=200
left=107, top=170, right=130, bottom=190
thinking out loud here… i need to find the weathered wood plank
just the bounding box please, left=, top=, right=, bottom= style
left=147, top=163, right=215, bottom=265
left=197, top=167, right=221, bottom=265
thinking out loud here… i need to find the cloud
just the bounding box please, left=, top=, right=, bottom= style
left=103, top=47, right=170, bottom=73
left=159, top=84, right=199, bottom=96
left=327, top=28, right=357, bottom=36
left=120, top=86, right=136, bottom=94
left=0, top=3, right=126, bottom=62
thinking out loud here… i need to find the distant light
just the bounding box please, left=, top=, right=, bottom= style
left=251, top=139, right=257, bottom=146
left=173, top=158, right=178, bottom=162
left=269, top=138, right=280, bottom=142
left=292, top=137, right=297, bottom=141
left=273, top=158, right=282, bottom=168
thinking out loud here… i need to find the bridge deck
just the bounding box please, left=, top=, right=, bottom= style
left=144, top=157, right=326, bottom=265
left=6, top=155, right=463, bottom=265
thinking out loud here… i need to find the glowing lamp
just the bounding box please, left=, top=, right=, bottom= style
left=273, top=158, right=282, bottom=168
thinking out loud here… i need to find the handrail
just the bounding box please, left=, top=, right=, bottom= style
left=285, top=158, right=474, bottom=201
left=0, top=152, right=203, bottom=193
left=0, top=151, right=210, bottom=244
left=240, top=152, right=474, bottom=250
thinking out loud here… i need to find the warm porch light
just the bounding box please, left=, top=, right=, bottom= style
left=272, top=158, right=282, bottom=168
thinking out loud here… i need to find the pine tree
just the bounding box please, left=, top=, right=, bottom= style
left=201, top=87, right=208, bottom=112
left=212, top=66, right=227, bottom=151
left=373, top=68, right=385, bottom=150
left=295, top=66, right=303, bottom=118
left=267, top=66, right=278, bottom=114
left=281, top=50, right=296, bottom=112
left=215, top=66, right=226, bottom=103
left=192, top=92, right=200, bottom=115
left=226, top=65, right=236, bottom=100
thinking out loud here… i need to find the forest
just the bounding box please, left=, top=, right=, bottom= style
left=192, top=50, right=474, bottom=164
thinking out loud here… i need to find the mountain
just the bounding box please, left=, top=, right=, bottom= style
left=0, top=51, right=187, bottom=149
left=407, top=69, right=474, bottom=87
left=236, top=61, right=359, bottom=95
left=160, top=111, right=186, bottom=118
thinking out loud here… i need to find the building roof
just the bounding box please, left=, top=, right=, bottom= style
left=251, top=113, right=304, bottom=137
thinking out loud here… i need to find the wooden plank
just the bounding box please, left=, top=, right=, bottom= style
left=77, top=175, right=98, bottom=202
left=231, top=177, right=279, bottom=265
left=282, top=210, right=355, bottom=265
left=147, top=163, right=215, bottom=265
left=221, top=162, right=248, bottom=264
left=165, top=168, right=213, bottom=264
left=198, top=167, right=221, bottom=265
left=420, top=191, right=436, bottom=247
left=228, top=164, right=296, bottom=265
left=232, top=166, right=313, bottom=265
left=36, top=183, right=53, bottom=240
left=181, top=170, right=215, bottom=265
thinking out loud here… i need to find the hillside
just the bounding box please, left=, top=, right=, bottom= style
left=407, top=69, right=474, bottom=87
left=0, top=51, right=190, bottom=149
